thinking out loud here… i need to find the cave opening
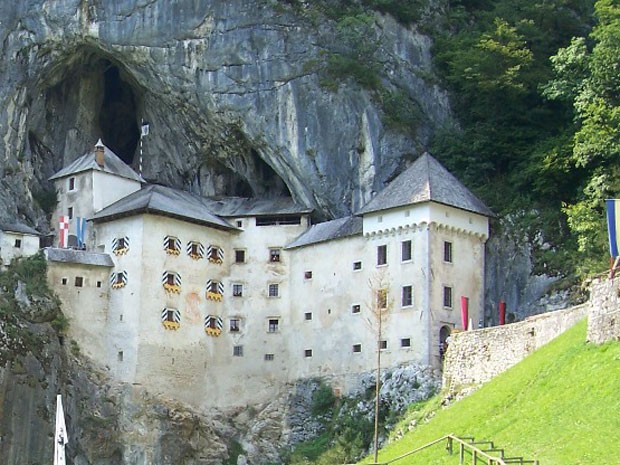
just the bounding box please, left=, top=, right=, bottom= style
left=99, top=65, right=139, bottom=164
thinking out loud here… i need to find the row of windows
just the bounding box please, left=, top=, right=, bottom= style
left=375, top=240, right=453, bottom=266
left=231, top=338, right=413, bottom=358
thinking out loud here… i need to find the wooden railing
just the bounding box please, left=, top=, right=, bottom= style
left=373, top=434, right=539, bottom=465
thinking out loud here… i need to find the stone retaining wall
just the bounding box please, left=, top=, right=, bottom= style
left=587, top=276, right=620, bottom=344
left=442, top=304, right=588, bottom=394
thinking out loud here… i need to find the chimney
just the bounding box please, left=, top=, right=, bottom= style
left=95, top=139, right=105, bottom=168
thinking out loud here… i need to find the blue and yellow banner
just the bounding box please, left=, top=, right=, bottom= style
left=606, top=199, right=620, bottom=257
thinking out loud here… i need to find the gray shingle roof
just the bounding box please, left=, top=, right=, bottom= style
left=49, top=142, right=145, bottom=183
left=91, top=185, right=237, bottom=230
left=286, top=216, right=362, bottom=249
left=203, top=197, right=313, bottom=217
left=44, top=247, right=114, bottom=267
left=0, top=222, right=41, bottom=236
left=357, top=153, right=494, bottom=217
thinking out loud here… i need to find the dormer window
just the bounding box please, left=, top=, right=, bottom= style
left=207, top=245, right=223, bottom=264
left=187, top=241, right=205, bottom=260
left=164, top=236, right=181, bottom=255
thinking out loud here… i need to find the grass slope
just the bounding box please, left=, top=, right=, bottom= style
left=368, top=320, right=620, bottom=465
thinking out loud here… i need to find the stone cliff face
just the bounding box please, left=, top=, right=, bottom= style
left=0, top=0, right=451, bottom=228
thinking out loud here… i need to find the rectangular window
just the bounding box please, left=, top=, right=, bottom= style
left=401, top=338, right=411, bottom=348
left=96, top=281, right=102, bottom=288
left=14, top=239, right=21, bottom=248
left=234, top=249, right=246, bottom=263
left=304, top=349, right=313, bottom=358
left=377, top=289, right=388, bottom=309
left=61, top=277, right=67, bottom=285
left=304, top=312, right=312, bottom=321
left=304, top=271, right=313, bottom=280
left=352, top=344, right=362, bottom=353
left=117, top=351, right=124, bottom=362
left=402, top=285, right=413, bottom=307
left=75, top=276, right=83, bottom=287
left=351, top=304, right=361, bottom=314
left=68, top=177, right=76, bottom=191
left=268, top=283, right=279, bottom=297
left=268, top=318, right=280, bottom=333
left=233, top=345, right=244, bottom=357
left=269, top=248, right=281, bottom=262
left=377, top=244, right=387, bottom=266
left=443, top=286, right=453, bottom=308
left=232, top=284, right=243, bottom=297
left=353, top=261, right=362, bottom=271
left=401, top=240, right=412, bottom=262
left=264, top=353, right=275, bottom=361
left=68, top=206, right=74, bottom=220
left=444, top=241, right=453, bottom=263
left=230, top=319, right=240, bottom=332
left=379, top=340, right=388, bottom=350
left=236, top=219, right=243, bottom=228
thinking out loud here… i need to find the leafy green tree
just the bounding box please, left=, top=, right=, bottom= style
left=544, top=0, right=620, bottom=273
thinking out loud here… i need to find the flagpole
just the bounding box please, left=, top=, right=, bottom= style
left=140, top=119, right=150, bottom=177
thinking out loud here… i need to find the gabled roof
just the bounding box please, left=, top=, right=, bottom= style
left=49, top=141, right=144, bottom=183
left=286, top=216, right=362, bottom=249
left=44, top=248, right=114, bottom=267
left=91, top=184, right=237, bottom=231
left=0, top=222, right=41, bottom=236
left=356, top=153, right=494, bottom=217
left=203, top=197, right=313, bottom=217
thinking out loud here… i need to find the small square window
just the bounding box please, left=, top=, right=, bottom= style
left=235, top=249, right=246, bottom=263
left=269, top=248, right=281, bottom=262
left=232, top=283, right=243, bottom=297
left=268, top=318, right=280, bottom=333
left=68, top=207, right=74, bottom=220
left=377, top=244, right=387, bottom=266
left=401, top=338, right=411, bottom=348
left=444, top=241, right=453, bottom=263
left=401, top=240, right=412, bottom=262
left=352, top=344, right=362, bottom=353
left=68, top=177, right=76, bottom=191
left=379, top=340, right=388, bottom=350
left=233, top=345, right=244, bottom=357
left=14, top=239, right=21, bottom=248
left=61, top=277, right=67, bottom=285
left=402, top=285, right=413, bottom=307
left=236, top=220, right=243, bottom=228
left=230, top=318, right=240, bottom=332
left=304, top=271, right=313, bottom=280
left=351, top=304, right=361, bottom=314
left=443, top=286, right=453, bottom=308
left=75, top=276, right=83, bottom=287
left=304, top=349, right=313, bottom=358
left=353, top=261, right=362, bottom=271
left=268, top=283, right=279, bottom=297
left=96, top=281, right=102, bottom=288
left=304, top=312, right=312, bottom=320
left=264, top=353, right=275, bottom=361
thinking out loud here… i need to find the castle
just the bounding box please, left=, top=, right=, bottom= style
left=40, top=140, right=491, bottom=409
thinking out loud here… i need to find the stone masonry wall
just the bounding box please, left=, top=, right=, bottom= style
left=442, top=304, right=588, bottom=395
left=587, top=276, right=620, bottom=344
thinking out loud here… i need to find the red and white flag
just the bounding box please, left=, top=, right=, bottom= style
left=59, top=216, right=69, bottom=248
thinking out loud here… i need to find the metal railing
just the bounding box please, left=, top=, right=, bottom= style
left=373, top=434, right=539, bottom=465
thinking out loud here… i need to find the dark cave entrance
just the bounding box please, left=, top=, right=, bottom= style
left=99, top=66, right=139, bottom=164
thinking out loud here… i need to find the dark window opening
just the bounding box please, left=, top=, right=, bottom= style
left=256, top=216, right=302, bottom=226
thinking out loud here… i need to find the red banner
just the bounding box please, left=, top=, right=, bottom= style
left=460, top=296, right=469, bottom=330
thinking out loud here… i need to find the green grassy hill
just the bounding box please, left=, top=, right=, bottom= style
left=367, top=320, right=620, bottom=465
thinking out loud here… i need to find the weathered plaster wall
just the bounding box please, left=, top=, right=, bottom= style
left=587, top=276, right=620, bottom=344
left=442, top=304, right=588, bottom=394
